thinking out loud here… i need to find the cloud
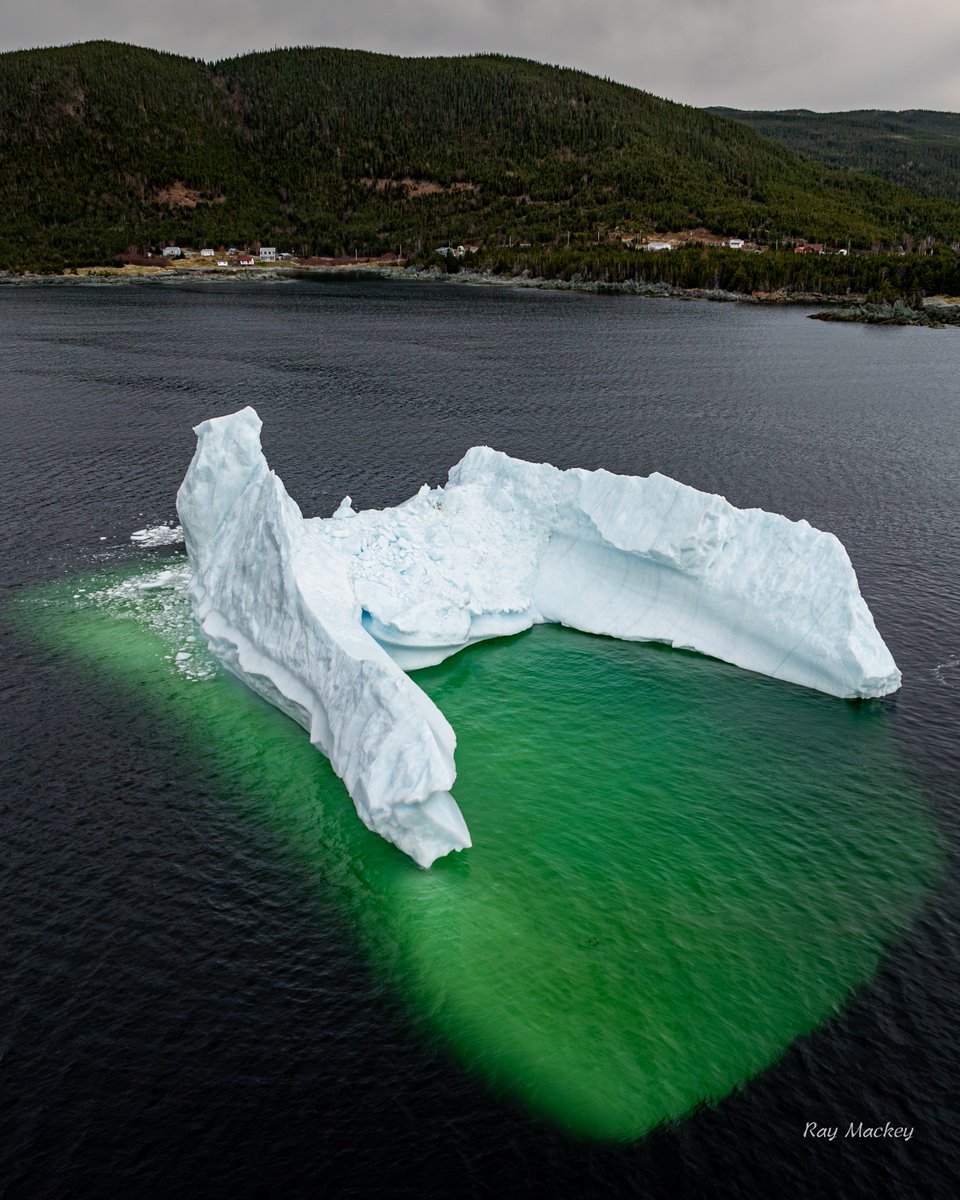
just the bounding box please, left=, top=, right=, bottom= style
left=2, top=0, right=959, bottom=111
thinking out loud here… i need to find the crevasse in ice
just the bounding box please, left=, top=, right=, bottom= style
left=177, top=406, right=900, bottom=867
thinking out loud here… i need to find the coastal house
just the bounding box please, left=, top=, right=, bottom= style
left=727, top=239, right=745, bottom=250
left=644, top=242, right=673, bottom=252
left=238, top=256, right=255, bottom=266
left=200, top=248, right=215, bottom=258
left=162, top=246, right=182, bottom=258
left=259, top=247, right=277, bottom=262
left=795, top=244, right=825, bottom=255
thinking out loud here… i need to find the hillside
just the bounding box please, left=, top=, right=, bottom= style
left=3, top=42, right=960, bottom=273
left=710, top=107, right=960, bottom=204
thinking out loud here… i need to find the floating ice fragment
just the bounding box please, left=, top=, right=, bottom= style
left=131, top=524, right=184, bottom=547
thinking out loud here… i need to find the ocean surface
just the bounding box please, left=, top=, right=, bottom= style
left=1, top=278, right=959, bottom=1199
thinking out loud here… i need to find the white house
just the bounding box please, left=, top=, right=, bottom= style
left=727, top=239, right=745, bottom=250
left=259, top=247, right=277, bottom=262
left=644, top=242, right=673, bottom=252
left=238, top=256, right=255, bottom=266
left=200, top=248, right=215, bottom=258
left=162, top=246, right=182, bottom=258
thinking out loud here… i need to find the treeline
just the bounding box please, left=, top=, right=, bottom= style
left=711, top=107, right=960, bottom=203
left=3, top=41, right=960, bottom=278
left=432, top=244, right=960, bottom=299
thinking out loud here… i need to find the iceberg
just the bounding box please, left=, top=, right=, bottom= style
left=177, top=406, right=900, bottom=867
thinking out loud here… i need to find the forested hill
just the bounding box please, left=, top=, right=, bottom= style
left=710, top=107, right=960, bottom=203
left=3, top=41, right=960, bottom=270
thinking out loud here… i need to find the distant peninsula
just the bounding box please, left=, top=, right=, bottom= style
left=809, top=297, right=960, bottom=328
left=2, top=41, right=959, bottom=300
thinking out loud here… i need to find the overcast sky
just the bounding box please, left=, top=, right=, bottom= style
left=4, top=0, right=960, bottom=112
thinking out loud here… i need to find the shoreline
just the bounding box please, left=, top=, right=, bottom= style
left=4, top=261, right=956, bottom=313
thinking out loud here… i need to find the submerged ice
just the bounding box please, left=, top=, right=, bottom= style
left=177, top=407, right=900, bottom=867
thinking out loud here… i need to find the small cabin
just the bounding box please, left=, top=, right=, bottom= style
left=238, top=256, right=255, bottom=266
left=259, top=247, right=277, bottom=262
left=644, top=242, right=673, bottom=252
left=162, top=246, right=182, bottom=258
left=200, top=248, right=215, bottom=258
left=727, top=239, right=745, bottom=250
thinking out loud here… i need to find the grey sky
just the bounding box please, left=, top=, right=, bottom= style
left=3, top=0, right=960, bottom=111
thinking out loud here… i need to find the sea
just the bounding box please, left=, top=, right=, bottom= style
left=1, top=277, right=958, bottom=1200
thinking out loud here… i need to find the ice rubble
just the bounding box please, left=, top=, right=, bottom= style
left=177, top=407, right=900, bottom=867
left=130, top=523, right=184, bottom=547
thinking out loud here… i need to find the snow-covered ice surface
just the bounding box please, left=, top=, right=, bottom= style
left=177, top=406, right=900, bottom=867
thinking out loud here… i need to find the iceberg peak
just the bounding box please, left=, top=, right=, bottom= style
left=177, top=407, right=900, bottom=867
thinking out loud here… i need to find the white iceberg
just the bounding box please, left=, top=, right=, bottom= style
left=177, top=406, right=900, bottom=867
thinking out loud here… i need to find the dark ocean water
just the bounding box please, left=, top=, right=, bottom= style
left=1, top=278, right=959, bottom=1199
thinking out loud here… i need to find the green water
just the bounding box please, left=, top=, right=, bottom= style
left=16, top=561, right=942, bottom=1140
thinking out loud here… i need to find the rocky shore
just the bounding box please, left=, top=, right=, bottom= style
left=1, top=261, right=940, bottom=314
left=809, top=297, right=960, bottom=328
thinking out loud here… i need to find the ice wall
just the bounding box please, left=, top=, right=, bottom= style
left=177, top=408, right=469, bottom=867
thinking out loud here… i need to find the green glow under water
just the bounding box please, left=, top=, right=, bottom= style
left=15, top=561, right=942, bottom=1140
